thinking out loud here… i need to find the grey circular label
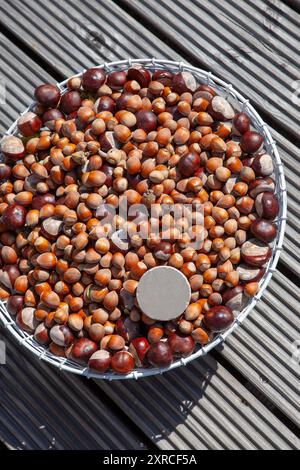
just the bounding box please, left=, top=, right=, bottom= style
left=136, top=266, right=191, bottom=321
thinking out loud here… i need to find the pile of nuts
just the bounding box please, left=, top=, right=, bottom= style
left=0, top=65, right=279, bottom=375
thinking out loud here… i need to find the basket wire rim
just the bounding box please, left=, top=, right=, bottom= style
left=0, top=58, right=287, bottom=380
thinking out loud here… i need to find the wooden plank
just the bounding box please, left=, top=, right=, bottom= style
left=0, top=34, right=53, bottom=131
left=95, top=354, right=300, bottom=450
left=223, top=272, right=300, bottom=426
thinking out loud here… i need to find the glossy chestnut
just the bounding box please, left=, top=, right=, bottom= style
left=240, top=131, right=263, bottom=154
left=250, top=218, right=277, bottom=243
left=232, top=112, right=250, bottom=135
left=50, top=324, right=74, bottom=347
left=178, top=152, right=201, bottom=177
left=255, top=192, right=279, bottom=220
left=82, top=67, right=106, bottom=91
left=129, top=337, right=150, bottom=367
left=172, top=72, right=197, bottom=94
left=168, top=332, right=195, bottom=357
left=116, top=317, right=141, bottom=343
left=0, top=135, right=25, bottom=161
left=241, top=238, right=272, bottom=266
left=60, top=91, right=81, bottom=114
left=204, top=305, right=234, bottom=332
left=18, top=112, right=42, bottom=136
left=34, top=84, right=61, bottom=107
left=136, top=109, right=157, bottom=133
left=147, top=341, right=173, bottom=368
left=68, top=337, right=98, bottom=363
left=111, top=350, right=135, bottom=374
left=2, top=204, right=26, bottom=229
left=88, top=349, right=112, bottom=372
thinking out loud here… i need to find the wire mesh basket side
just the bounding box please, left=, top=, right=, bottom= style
left=0, top=58, right=287, bottom=380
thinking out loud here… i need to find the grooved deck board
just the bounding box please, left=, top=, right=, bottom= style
left=95, top=353, right=300, bottom=450
left=0, top=328, right=147, bottom=450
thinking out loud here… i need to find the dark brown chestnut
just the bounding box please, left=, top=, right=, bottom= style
left=32, top=193, right=56, bottom=210
left=147, top=341, right=173, bottom=368
left=241, top=238, right=272, bottom=266
left=34, top=322, right=51, bottom=345
left=42, top=108, right=64, bottom=129
left=60, top=91, right=81, bottom=114
left=222, top=285, right=247, bottom=311
left=17, top=112, right=42, bottom=137
left=127, top=65, right=151, bottom=88
left=152, top=70, right=174, bottom=86
left=178, top=152, right=201, bottom=177
left=168, top=332, right=195, bottom=357
left=207, top=96, right=235, bottom=121
left=82, top=67, right=106, bottom=91
left=119, top=288, right=135, bottom=310
left=50, top=324, right=74, bottom=347
left=68, top=337, right=98, bottom=363
left=250, top=218, right=277, bottom=242
left=34, top=84, right=61, bottom=107
left=88, top=349, right=112, bottom=372
left=6, top=294, right=24, bottom=315
left=153, top=241, right=173, bottom=261
left=2, top=204, right=26, bottom=229
left=94, top=96, right=115, bottom=113
left=16, top=307, right=38, bottom=333
left=240, top=131, right=263, bottom=154
left=129, top=337, right=150, bottom=367
left=0, top=163, right=12, bottom=180
left=111, top=350, right=135, bottom=374
left=1, top=264, right=20, bottom=289
left=172, top=71, right=197, bottom=94
left=252, top=153, right=274, bottom=176
left=0, top=136, right=25, bottom=161
left=255, top=192, right=279, bottom=220
left=100, top=163, right=114, bottom=186
left=107, top=70, right=127, bottom=90
left=204, top=305, right=234, bottom=332
left=194, top=84, right=216, bottom=101
left=236, top=264, right=265, bottom=283
left=136, top=109, right=157, bottom=133
left=99, top=131, right=120, bottom=153
left=248, top=177, right=275, bottom=198
left=116, top=317, right=141, bottom=343
left=232, top=112, right=250, bottom=135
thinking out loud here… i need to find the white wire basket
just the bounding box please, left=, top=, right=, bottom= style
left=0, top=58, right=287, bottom=380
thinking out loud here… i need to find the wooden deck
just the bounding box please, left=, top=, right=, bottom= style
left=0, top=0, right=299, bottom=450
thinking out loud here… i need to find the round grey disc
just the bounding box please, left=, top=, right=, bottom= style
left=136, top=266, right=191, bottom=321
